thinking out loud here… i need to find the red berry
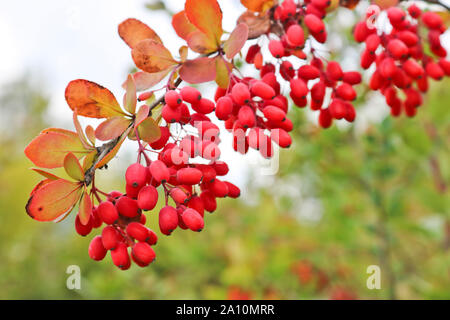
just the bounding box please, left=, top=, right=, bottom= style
left=268, top=40, right=285, bottom=58
left=102, top=225, right=120, bottom=250
left=318, top=108, right=332, bottom=128
left=403, top=59, right=424, bottom=78
left=387, top=39, right=408, bottom=59
left=177, top=167, right=203, bottom=185
left=170, top=187, right=189, bottom=204
left=192, top=98, right=215, bottom=114
left=137, top=185, right=159, bottom=211
left=125, top=163, right=148, bottom=189
left=149, top=160, right=170, bottom=183
left=200, top=190, right=217, bottom=213
left=126, top=222, right=150, bottom=242
left=270, top=128, right=292, bottom=148
left=290, top=78, right=308, bottom=99
left=88, top=236, right=107, bottom=261
left=231, top=83, right=251, bottom=105
left=209, top=179, right=229, bottom=198
left=250, top=81, right=276, bottom=100
left=181, top=208, right=204, bottom=232
left=342, top=71, right=362, bottom=85
left=304, top=14, right=325, bottom=34
left=115, top=196, right=140, bottom=218
left=187, top=195, right=205, bottom=217
left=97, top=201, right=119, bottom=224
left=111, top=242, right=131, bottom=270
left=336, top=83, right=357, bottom=101
left=224, top=181, right=241, bottom=198
left=263, top=105, right=286, bottom=122
left=286, top=24, right=305, bottom=47
left=132, top=242, right=155, bottom=266
left=75, top=214, right=92, bottom=236
left=215, top=96, right=233, bottom=120
left=162, top=104, right=181, bottom=123
left=326, top=61, right=343, bottom=81
left=246, top=44, right=261, bottom=63
left=164, top=90, right=182, bottom=108
left=238, top=106, right=256, bottom=129
left=159, top=206, right=178, bottom=235
left=426, top=62, right=444, bottom=80
left=180, top=86, right=202, bottom=104
left=387, top=7, right=406, bottom=26
left=422, top=11, right=443, bottom=29
left=298, top=65, right=320, bottom=80
left=150, top=126, right=171, bottom=150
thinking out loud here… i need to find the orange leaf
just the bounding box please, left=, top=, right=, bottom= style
left=135, top=104, right=150, bottom=126
left=241, top=0, right=275, bottom=12
left=64, top=152, right=85, bottom=181
left=185, top=0, right=223, bottom=44
left=31, top=169, right=60, bottom=181
left=118, top=18, right=162, bottom=48
left=132, top=39, right=178, bottom=73
left=25, top=128, right=89, bottom=169
left=26, top=179, right=82, bottom=222
left=187, top=30, right=218, bottom=54
left=95, top=116, right=131, bottom=141
left=95, top=126, right=132, bottom=169
left=65, top=80, right=125, bottom=118
left=179, top=46, right=188, bottom=63
left=131, top=69, right=172, bottom=91
left=179, top=57, right=217, bottom=84
left=73, top=111, right=94, bottom=149
left=223, top=23, right=249, bottom=59
left=123, top=74, right=137, bottom=114
left=215, top=56, right=231, bottom=89
left=172, top=11, right=198, bottom=41
left=85, top=125, right=96, bottom=146
left=78, top=189, right=92, bottom=225
left=137, top=117, right=161, bottom=144
left=237, top=10, right=271, bottom=39
left=82, top=151, right=97, bottom=172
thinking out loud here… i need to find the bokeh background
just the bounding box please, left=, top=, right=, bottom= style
left=0, top=0, right=449, bottom=299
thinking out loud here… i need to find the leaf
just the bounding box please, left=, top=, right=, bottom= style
left=185, top=0, right=223, bottom=44
left=31, top=169, right=60, bottom=181
left=85, top=125, right=96, bottom=146
left=223, top=23, right=249, bottom=59
left=137, top=117, right=161, bottom=144
left=25, top=128, right=89, bottom=169
left=78, top=189, right=92, bottom=225
left=179, top=46, right=188, bottom=63
left=95, top=116, right=131, bottom=141
left=64, top=152, right=85, bottom=181
left=172, top=11, right=198, bottom=41
left=131, top=70, right=172, bottom=91
left=240, top=0, right=275, bottom=12
left=187, top=30, right=218, bottom=54
left=118, top=18, right=162, bottom=48
left=237, top=11, right=271, bottom=39
left=123, top=74, right=137, bottom=114
left=95, top=126, right=132, bottom=169
left=215, top=57, right=231, bottom=89
left=65, top=80, right=125, bottom=119
left=82, top=151, right=97, bottom=172
left=73, top=111, right=94, bottom=149
left=135, top=104, right=150, bottom=126
left=132, top=39, right=178, bottom=73
left=179, top=57, right=217, bottom=84
left=26, top=179, right=83, bottom=222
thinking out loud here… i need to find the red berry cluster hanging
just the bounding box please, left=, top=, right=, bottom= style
left=244, top=0, right=362, bottom=129
left=80, top=85, right=241, bottom=269
left=355, top=5, right=450, bottom=117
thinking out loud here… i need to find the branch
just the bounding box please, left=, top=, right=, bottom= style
left=401, top=0, right=450, bottom=11
left=83, top=76, right=183, bottom=187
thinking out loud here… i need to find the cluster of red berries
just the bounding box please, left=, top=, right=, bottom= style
left=355, top=5, right=450, bottom=117
left=213, top=76, right=293, bottom=159
left=77, top=85, right=240, bottom=269
left=244, top=0, right=361, bottom=128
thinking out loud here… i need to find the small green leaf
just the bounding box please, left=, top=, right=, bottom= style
left=64, top=152, right=85, bottom=181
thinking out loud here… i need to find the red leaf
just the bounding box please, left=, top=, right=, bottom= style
left=187, top=30, right=218, bottom=54
left=118, top=18, right=162, bottom=48
left=179, top=57, right=217, bottom=84
left=95, top=116, right=131, bottom=141
left=185, top=0, right=223, bottom=44
left=65, top=80, right=125, bottom=119
left=223, top=23, right=249, bottom=59
left=132, top=40, right=178, bottom=73
left=172, top=11, right=198, bottom=41
left=26, top=179, right=82, bottom=222
left=25, top=128, right=89, bottom=169
left=130, top=69, right=172, bottom=91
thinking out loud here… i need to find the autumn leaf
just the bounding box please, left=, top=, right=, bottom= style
left=31, top=169, right=60, bottom=181
left=185, top=0, right=223, bottom=45
left=95, top=116, right=131, bottom=141
left=132, top=39, right=178, bottom=73
left=26, top=179, right=83, bottom=222
left=64, top=152, right=85, bottom=181
left=73, top=111, right=94, bottom=149
left=137, top=117, right=161, bottom=144
left=237, top=11, right=271, bottom=39
left=241, top=0, right=275, bottom=12
left=179, top=46, right=188, bottom=62
left=65, top=80, right=125, bottom=118
left=187, top=30, right=219, bottom=54
left=85, top=125, right=96, bottom=146
left=118, top=18, right=162, bottom=48
left=95, top=126, right=132, bottom=169
left=179, top=57, right=217, bottom=84
left=82, top=151, right=97, bottom=172
left=135, top=104, right=150, bottom=126
left=78, top=189, right=92, bottom=225
left=215, top=56, right=231, bottom=89
left=223, top=23, right=249, bottom=59
left=131, top=69, right=172, bottom=91
left=172, top=11, right=198, bottom=41
left=25, top=128, right=90, bottom=169
left=123, top=74, right=137, bottom=114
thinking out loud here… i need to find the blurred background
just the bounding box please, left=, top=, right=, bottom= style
left=0, top=0, right=448, bottom=299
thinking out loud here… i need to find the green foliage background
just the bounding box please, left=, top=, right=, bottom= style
left=0, top=73, right=448, bottom=300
